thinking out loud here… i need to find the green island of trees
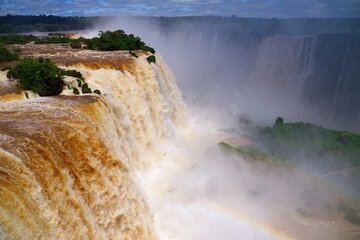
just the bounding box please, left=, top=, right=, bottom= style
left=221, top=117, right=360, bottom=169
left=219, top=116, right=360, bottom=226
left=5, top=58, right=101, bottom=96
left=260, top=118, right=360, bottom=166
left=220, top=116, right=360, bottom=194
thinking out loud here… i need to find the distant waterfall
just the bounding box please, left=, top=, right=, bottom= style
left=250, top=33, right=360, bottom=130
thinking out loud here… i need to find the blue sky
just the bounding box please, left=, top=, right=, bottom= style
left=1, top=0, right=360, bottom=17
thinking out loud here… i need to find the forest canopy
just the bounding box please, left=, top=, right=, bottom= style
left=0, top=15, right=98, bottom=33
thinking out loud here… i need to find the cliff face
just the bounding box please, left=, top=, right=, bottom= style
left=0, top=45, right=186, bottom=239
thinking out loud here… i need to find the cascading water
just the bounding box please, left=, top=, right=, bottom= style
left=0, top=47, right=185, bottom=239
left=61, top=54, right=186, bottom=169
left=0, top=96, right=154, bottom=240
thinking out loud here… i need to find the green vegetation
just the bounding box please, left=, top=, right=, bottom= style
left=220, top=116, right=360, bottom=221
left=74, top=77, right=95, bottom=95
left=7, top=58, right=64, bottom=96
left=83, top=30, right=155, bottom=53
left=146, top=55, right=156, bottom=64
left=3, top=56, right=96, bottom=96
left=76, top=78, right=84, bottom=87
left=220, top=115, right=360, bottom=201
left=81, top=83, right=92, bottom=94
left=259, top=118, right=360, bottom=167
left=221, top=116, right=360, bottom=182
left=0, top=15, right=97, bottom=33
left=0, top=34, right=70, bottom=45
left=73, top=88, right=80, bottom=95
left=70, top=75, right=96, bottom=95
left=1, top=15, right=359, bottom=37
left=0, top=44, right=19, bottom=62
left=62, top=69, right=83, bottom=79
left=0, top=30, right=156, bottom=57
left=129, top=51, right=138, bottom=58
left=0, top=34, right=38, bottom=44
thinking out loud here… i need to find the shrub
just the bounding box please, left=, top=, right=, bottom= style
left=94, top=89, right=101, bottom=95
left=141, top=46, right=155, bottom=54
left=147, top=55, right=156, bottom=64
left=129, top=51, right=138, bottom=58
left=62, top=69, right=82, bottom=78
left=8, top=57, right=64, bottom=96
left=73, top=88, right=80, bottom=95
left=76, top=79, right=83, bottom=87
left=81, top=83, right=92, bottom=94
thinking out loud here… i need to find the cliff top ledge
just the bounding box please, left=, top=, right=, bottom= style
left=1, top=43, right=152, bottom=71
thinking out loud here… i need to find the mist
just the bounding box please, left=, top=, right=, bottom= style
left=83, top=16, right=360, bottom=131
left=133, top=104, right=358, bottom=239
left=83, top=16, right=360, bottom=239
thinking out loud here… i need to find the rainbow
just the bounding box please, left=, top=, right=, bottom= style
left=202, top=201, right=293, bottom=240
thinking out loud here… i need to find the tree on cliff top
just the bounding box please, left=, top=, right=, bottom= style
left=84, top=30, right=156, bottom=53
left=8, top=57, right=64, bottom=96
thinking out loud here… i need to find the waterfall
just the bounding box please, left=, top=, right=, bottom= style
left=0, top=52, right=186, bottom=239
left=249, top=33, right=360, bottom=130
left=61, top=53, right=186, bottom=169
